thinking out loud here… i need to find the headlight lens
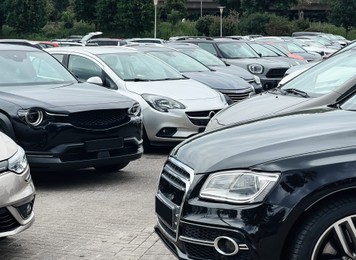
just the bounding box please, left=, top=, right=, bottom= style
left=200, top=170, right=280, bottom=203
left=128, top=102, right=141, bottom=117
left=142, top=94, right=185, bottom=112
left=18, top=108, right=44, bottom=126
left=8, top=146, right=28, bottom=174
left=248, top=64, right=264, bottom=74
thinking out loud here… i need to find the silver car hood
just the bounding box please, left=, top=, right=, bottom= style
left=0, top=132, right=17, bottom=161
left=125, top=78, right=222, bottom=101
left=209, top=92, right=310, bottom=129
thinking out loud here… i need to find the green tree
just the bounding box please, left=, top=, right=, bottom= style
left=95, top=0, right=119, bottom=33
left=116, top=0, right=155, bottom=37
left=196, top=15, right=215, bottom=36
left=7, top=0, right=49, bottom=34
left=162, top=0, right=187, bottom=22
left=324, top=0, right=356, bottom=37
left=73, top=0, right=98, bottom=25
left=49, top=0, right=70, bottom=23
left=0, top=0, right=9, bottom=36
left=214, top=0, right=241, bottom=12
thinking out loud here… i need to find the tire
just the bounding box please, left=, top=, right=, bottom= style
left=286, top=197, right=356, bottom=260
left=94, top=162, right=129, bottom=173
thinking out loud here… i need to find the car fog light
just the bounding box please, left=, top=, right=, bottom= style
left=156, top=127, right=177, bottom=137
left=214, top=236, right=239, bottom=256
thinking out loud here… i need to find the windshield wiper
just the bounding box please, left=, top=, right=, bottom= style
left=126, top=78, right=149, bottom=82
left=283, top=88, right=310, bottom=98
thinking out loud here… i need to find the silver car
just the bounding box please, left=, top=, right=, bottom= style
left=47, top=46, right=228, bottom=147
left=0, top=132, right=35, bottom=238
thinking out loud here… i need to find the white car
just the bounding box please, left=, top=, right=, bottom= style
left=0, top=132, right=35, bottom=238
left=47, top=46, right=228, bottom=147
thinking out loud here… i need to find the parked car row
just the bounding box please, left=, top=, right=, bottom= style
left=154, top=41, right=356, bottom=259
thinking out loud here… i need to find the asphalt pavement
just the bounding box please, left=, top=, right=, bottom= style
left=0, top=147, right=175, bottom=260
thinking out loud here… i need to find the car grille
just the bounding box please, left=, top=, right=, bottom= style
left=186, top=110, right=220, bottom=126
left=265, top=68, right=288, bottom=78
left=156, top=157, right=193, bottom=240
left=156, top=159, right=252, bottom=259
left=0, top=207, right=20, bottom=233
left=221, top=89, right=253, bottom=103
left=65, top=109, right=129, bottom=129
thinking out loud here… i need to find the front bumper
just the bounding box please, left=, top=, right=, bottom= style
left=0, top=168, right=35, bottom=238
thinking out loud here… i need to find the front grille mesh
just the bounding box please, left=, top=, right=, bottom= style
left=65, top=109, right=129, bottom=129
left=265, top=68, right=288, bottom=78
left=221, top=89, right=253, bottom=103
left=186, top=110, right=220, bottom=126
left=0, top=207, right=19, bottom=233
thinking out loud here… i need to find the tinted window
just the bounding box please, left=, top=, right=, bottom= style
left=197, top=43, right=218, bottom=56
left=68, top=55, right=103, bottom=81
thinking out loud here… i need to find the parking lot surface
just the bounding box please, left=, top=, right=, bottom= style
left=0, top=148, right=174, bottom=260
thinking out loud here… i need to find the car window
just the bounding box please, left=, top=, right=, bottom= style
left=98, top=52, right=184, bottom=81
left=148, top=51, right=210, bottom=73
left=282, top=49, right=356, bottom=96
left=249, top=43, right=279, bottom=57
left=0, top=50, right=76, bottom=85
left=216, top=42, right=260, bottom=58
left=181, top=48, right=226, bottom=67
left=51, top=54, right=64, bottom=63
left=68, top=55, right=103, bottom=82
left=197, top=43, right=218, bottom=56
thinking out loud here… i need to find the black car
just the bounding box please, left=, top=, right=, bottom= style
left=0, top=44, right=143, bottom=171
left=155, top=93, right=356, bottom=259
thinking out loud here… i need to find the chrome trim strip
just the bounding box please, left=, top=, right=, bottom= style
left=180, top=235, right=214, bottom=247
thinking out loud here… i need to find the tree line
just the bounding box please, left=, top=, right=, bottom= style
left=0, top=0, right=354, bottom=39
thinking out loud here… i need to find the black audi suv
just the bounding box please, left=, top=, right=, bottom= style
left=155, top=91, right=356, bottom=259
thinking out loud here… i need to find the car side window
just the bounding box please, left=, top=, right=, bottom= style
left=51, top=54, right=64, bottom=63
left=68, top=55, right=102, bottom=82
left=197, top=43, right=218, bottom=56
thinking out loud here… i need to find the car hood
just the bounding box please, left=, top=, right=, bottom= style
left=223, top=57, right=290, bottom=68
left=125, top=78, right=223, bottom=101
left=171, top=108, right=353, bottom=173
left=210, top=92, right=310, bottom=128
left=208, top=65, right=254, bottom=81
left=183, top=71, right=252, bottom=90
left=0, top=83, right=135, bottom=112
left=0, top=132, right=17, bottom=161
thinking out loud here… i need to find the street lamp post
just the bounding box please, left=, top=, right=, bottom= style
left=218, top=6, right=225, bottom=37
left=200, top=0, right=202, bottom=17
left=153, top=0, right=158, bottom=38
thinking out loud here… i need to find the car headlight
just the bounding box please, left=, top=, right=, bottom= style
left=128, top=102, right=141, bottom=117
left=200, top=170, right=280, bottom=203
left=18, top=108, right=44, bottom=126
left=142, top=94, right=185, bottom=112
left=253, top=75, right=261, bottom=85
left=248, top=64, right=264, bottom=74
left=8, top=146, right=28, bottom=174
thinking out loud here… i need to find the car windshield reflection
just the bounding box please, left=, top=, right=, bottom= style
left=0, top=50, right=77, bottom=86
left=281, top=50, right=356, bottom=96
left=98, top=52, right=185, bottom=81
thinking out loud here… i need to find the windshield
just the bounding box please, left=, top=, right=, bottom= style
left=180, top=48, right=226, bottom=67
left=281, top=49, right=356, bottom=96
left=249, top=43, right=280, bottom=57
left=148, top=50, right=210, bottom=73
left=98, top=52, right=184, bottom=81
left=216, top=42, right=260, bottom=58
left=276, top=42, right=307, bottom=53
left=0, top=50, right=77, bottom=86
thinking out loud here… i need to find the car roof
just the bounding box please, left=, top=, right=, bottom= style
left=0, top=42, right=43, bottom=51
left=46, top=46, right=138, bottom=55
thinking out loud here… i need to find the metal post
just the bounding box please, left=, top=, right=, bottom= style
left=154, top=0, right=158, bottom=38
left=200, top=0, right=202, bottom=17
left=218, top=6, right=225, bottom=37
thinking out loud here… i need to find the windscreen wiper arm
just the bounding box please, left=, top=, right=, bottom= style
left=283, top=88, right=310, bottom=98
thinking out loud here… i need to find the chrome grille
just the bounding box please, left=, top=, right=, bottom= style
left=156, top=157, right=193, bottom=240
left=221, top=89, right=253, bottom=103
left=65, top=109, right=129, bottom=129
left=186, top=110, right=220, bottom=126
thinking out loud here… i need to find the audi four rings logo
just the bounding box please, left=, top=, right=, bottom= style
left=209, top=111, right=216, bottom=118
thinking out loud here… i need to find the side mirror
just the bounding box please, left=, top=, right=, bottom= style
left=87, top=76, right=103, bottom=86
